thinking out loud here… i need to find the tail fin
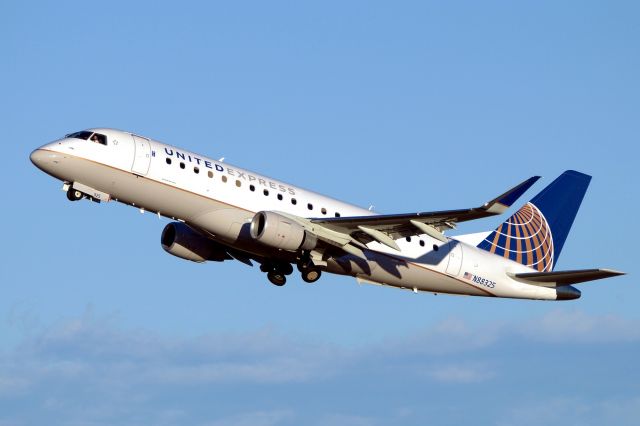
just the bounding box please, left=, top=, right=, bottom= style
left=477, top=170, right=591, bottom=271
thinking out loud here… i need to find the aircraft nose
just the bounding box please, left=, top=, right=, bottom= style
left=30, top=147, right=64, bottom=176
left=30, top=149, right=47, bottom=169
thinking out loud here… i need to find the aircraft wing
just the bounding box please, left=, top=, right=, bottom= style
left=309, top=176, right=540, bottom=250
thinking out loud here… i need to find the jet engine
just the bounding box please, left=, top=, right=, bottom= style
left=250, top=211, right=317, bottom=251
left=161, top=222, right=231, bottom=262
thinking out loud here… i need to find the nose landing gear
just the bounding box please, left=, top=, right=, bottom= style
left=66, top=187, right=84, bottom=201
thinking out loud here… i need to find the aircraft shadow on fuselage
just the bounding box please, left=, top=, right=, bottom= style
left=231, top=221, right=455, bottom=280
left=335, top=240, right=453, bottom=279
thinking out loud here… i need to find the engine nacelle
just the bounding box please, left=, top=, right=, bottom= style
left=161, top=222, right=231, bottom=263
left=249, top=211, right=317, bottom=252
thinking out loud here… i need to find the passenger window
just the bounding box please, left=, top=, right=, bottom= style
left=250, top=185, right=255, bottom=192
left=263, top=189, right=269, bottom=196
left=208, top=171, right=213, bottom=178
left=180, top=162, right=185, bottom=169
left=291, top=198, right=297, bottom=205
left=277, top=193, right=283, bottom=200
left=406, top=237, right=412, bottom=242
left=321, top=207, right=327, bottom=215
left=307, top=203, right=313, bottom=210
left=335, top=212, right=341, bottom=217
left=420, top=240, right=425, bottom=247
left=222, top=175, right=227, bottom=183
left=194, top=167, right=200, bottom=174
left=166, top=158, right=172, bottom=165
left=235, top=180, right=241, bottom=187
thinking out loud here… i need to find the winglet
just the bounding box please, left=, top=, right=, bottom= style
left=482, top=176, right=541, bottom=214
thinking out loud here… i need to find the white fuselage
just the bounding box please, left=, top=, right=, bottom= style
left=31, top=128, right=563, bottom=300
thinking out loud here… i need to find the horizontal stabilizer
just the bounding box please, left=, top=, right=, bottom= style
left=510, top=268, right=625, bottom=287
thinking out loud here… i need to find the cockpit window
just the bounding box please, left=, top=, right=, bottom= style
left=66, top=131, right=93, bottom=140
left=65, top=130, right=107, bottom=145
left=89, top=133, right=107, bottom=145
left=66, top=131, right=107, bottom=145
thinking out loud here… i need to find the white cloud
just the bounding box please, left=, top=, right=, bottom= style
left=383, top=310, right=640, bottom=355
left=0, top=375, right=29, bottom=396
left=426, top=363, right=495, bottom=383
left=202, top=410, right=294, bottom=426
left=0, top=309, right=638, bottom=424
left=496, top=396, right=640, bottom=426
left=314, top=413, right=378, bottom=426
left=518, top=309, right=640, bottom=343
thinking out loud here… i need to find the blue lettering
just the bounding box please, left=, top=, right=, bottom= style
left=205, top=161, right=213, bottom=169
left=215, top=164, right=224, bottom=172
left=176, top=152, right=185, bottom=160
left=164, top=147, right=174, bottom=156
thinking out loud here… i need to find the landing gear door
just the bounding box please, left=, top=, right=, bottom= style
left=131, top=135, right=151, bottom=176
left=445, top=240, right=463, bottom=276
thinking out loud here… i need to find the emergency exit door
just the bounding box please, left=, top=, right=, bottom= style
left=445, top=241, right=463, bottom=276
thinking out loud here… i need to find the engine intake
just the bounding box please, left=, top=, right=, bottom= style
left=250, top=211, right=317, bottom=251
left=161, top=222, right=231, bottom=262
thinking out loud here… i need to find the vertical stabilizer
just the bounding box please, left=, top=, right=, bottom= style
left=477, top=170, right=591, bottom=271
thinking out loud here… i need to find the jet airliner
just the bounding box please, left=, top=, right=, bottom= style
left=30, top=128, right=624, bottom=300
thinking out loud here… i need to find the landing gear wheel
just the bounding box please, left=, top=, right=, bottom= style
left=297, top=259, right=313, bottom=273
left=267, top=271, right=286, bottom=286
left=281, top=263, right=294, bottom=276
left=302, top=268, right=321, bottom=283
left=66, top=188, right=83, bottom=201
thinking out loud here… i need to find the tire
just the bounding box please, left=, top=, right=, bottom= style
left=302, top=268, right=321, bottom=283
left=267, top=271, right=286, bottom=286
left=67, top=189, right=83, bottom=201
left=297, top=260, right=313, bottom=273
left=281, top=263, right=294, bottom=276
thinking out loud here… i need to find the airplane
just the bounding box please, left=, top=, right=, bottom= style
left=30, top=128, right=625, bottom=300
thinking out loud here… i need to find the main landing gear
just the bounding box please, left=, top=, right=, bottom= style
left=261, top=262, right=293, bottom=286
left=298, top=261, right=322, bottom=283
left=260, top=259, right=322, bottom=286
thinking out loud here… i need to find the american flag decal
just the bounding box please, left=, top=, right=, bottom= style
left=463, top=272, right=472, bottom=280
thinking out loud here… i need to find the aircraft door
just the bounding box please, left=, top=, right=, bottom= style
left=131, top=135, right=151, bottom=175
left=445, top=240, right=463, bottom=276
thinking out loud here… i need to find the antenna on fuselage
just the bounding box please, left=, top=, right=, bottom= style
left=219, top=157, right=225, bottom=162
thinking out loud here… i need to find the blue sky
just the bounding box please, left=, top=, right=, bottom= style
left=1, top=1, right=638, bottom=424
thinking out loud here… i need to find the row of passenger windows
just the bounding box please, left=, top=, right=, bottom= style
left=405, top=236, right=440, bottom=251
left=166, top=157, right=342, bottom=217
